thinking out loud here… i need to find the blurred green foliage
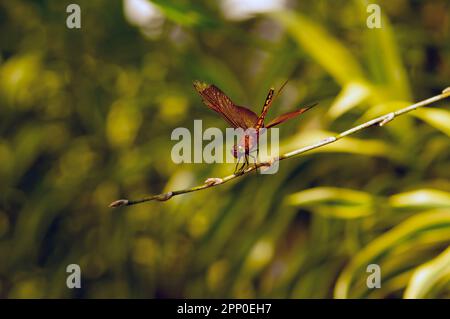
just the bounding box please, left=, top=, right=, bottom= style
left=0, top=0, right=449, bottom=298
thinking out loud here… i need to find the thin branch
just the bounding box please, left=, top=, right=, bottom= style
left=110, top=87, right=450, bottom=208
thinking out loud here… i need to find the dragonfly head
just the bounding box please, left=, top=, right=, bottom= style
left=231, top=144, right=246, bottom=158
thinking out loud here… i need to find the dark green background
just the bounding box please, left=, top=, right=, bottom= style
left=0, top=0, right=449, bottom=298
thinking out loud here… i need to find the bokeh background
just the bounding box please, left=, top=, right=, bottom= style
left=1, top=0, right=450, bottom=298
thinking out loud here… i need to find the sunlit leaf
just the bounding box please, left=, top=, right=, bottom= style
left=286, top=187, right=374, bottom=218
left=282, top=130, right=392, bottom=158
left=327, top=82, right=372, bottom=119
left=404, top=246, right=450, bottom=298
left=287, top=187, right=373, bottom=207
left=413, top=107, right=450, bottom=137
left=0, top=53, right=42, bottom=108
left=360, top=100, right=411, bottom=120
left=271, top=11, right=366, bottom=85
left=334, top=211, right=450, bottom=298
left=363, top=8, right=411, bottom=100
left=389, top=189, right=450, bottom=210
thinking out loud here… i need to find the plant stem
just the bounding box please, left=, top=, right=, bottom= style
left=109, top=87, right=450, bottom=208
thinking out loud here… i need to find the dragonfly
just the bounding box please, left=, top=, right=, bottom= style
left=193, top=80, right=316, bottom=173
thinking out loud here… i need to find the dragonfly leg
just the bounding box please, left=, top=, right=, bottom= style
left=234, top=156, right=241, bottom=174
left=234, top=156, right=247, bottom=175
left=256, top=132, right=260, bottom=171
left=235, top=154, right=249, bottom=175
left=255, top=132, right=259, bottom=162
left=249, top=154, right=258, bottom=172
left=245, top=154, right=249, bottom=167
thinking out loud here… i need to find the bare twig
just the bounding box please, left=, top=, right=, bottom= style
left=110, top=88, right=450, bottom=208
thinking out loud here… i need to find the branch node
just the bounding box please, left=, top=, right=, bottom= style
left=156, top=192, right=173, bottom=201
left=322, top=136, right=337, bottom=143
left=259, top=157, right=279, bottom=172
left=109, top=199, right=129, bottom=208
left=205, top=177, right=223, bottom=186
left=379, top=113, right=395, bottom=126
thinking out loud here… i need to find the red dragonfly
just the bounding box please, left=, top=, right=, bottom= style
left=193, top=80, right=316, bottom=173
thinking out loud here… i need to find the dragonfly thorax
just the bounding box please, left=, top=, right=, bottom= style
left=231, top=133, right=257, bottom=159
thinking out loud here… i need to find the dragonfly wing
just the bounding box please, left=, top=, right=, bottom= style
left=234, top=105, right=259, bottom=129
left=194, top=81, right=258, bottom=129
left=265, top=103, right=317, bottom=128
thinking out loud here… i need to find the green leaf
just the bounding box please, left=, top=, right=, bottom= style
left=360, top=100, right=411, bottom=120
left=364, top=11, right=411, bottom=100
left=327, top=82, right=372, bottom=119
left=334, top=211, right=450, bottom=298
left=404, top=246, right=450, bottom=298
left=412, top=107, right=450, bottom=137
left=151, top=0, right=217, bottom=27
left=282, top=130, right=392, bottom=158
left=271, top=11, right=366, bottom=85
left=286, top=187, right=374, bottom=219
left=389, top=189, right=450, bottom=210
